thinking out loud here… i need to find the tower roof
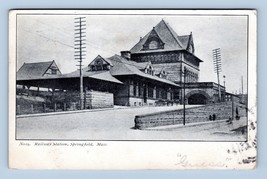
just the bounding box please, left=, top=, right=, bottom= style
left=130, top=19, right=192, bottom=54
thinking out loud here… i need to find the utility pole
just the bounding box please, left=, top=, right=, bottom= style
left=183, top=67, right=187, bottom=126
left=74, top=17, right=86, bottom=110
left=241, top=76, right=244, bottom=103
left=213, top=48, right=222, bottom=102
left=223, top=75, right=226, bottom=102
left=223, top=75, right=226, bottom=88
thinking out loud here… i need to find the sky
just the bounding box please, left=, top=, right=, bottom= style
left=17, top=13, right=248, bottom=94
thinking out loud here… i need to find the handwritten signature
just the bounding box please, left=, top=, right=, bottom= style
left=174, top=153, right=227, bottom=168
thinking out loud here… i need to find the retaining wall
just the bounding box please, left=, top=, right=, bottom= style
left=134, top=102, right=247, bottom=129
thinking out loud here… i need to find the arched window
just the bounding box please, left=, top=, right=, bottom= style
left=149, top=40, right=159, bottom=49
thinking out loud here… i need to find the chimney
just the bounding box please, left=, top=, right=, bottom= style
left=120, top=51, right=131, bottom=60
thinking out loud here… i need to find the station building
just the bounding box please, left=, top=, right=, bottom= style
left=17, top=19, right=226, bottom=110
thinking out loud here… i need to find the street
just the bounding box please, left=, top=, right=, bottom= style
left=16, top=105, right=247, bottom=141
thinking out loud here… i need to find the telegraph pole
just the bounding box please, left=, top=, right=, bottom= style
left=241, top=76, right=244, bottom=103
left=74, top=17, right=86, bottom=110
left=183, top=67, right=187, bottom=126
left=213, top=48, right=222, bottom=102
left=223, top=75, right=226, bottom=88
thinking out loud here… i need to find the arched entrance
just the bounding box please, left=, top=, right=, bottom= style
left=188, top=93, right=207, bottom=104
left=185, top=90, right=211, bottom=105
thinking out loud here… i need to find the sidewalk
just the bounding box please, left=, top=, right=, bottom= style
left=146, top=117, right=247, bottom=135
left=16, top=105, right=200, bottom=119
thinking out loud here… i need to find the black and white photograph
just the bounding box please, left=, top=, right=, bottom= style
left=9, top=10, right=257, bottom=169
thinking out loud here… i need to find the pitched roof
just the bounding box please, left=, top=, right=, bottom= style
left=130, top=20, right=186, bottom=54
left=154, top=67, right=166, bottom=75
left=17, top=61, right=55, bottom=80
left=108, top=55, right=179, bottom=87
left=178, top=35, right=190, bottom=49
left=17, top=66, right=123, bottom=85
left=52, top=66, right=123, bottom=84
left=89, top=55, right=113, bottom=66
left=17, top=60, right=123, bottom=84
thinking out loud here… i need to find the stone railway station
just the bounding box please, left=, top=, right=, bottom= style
left=16, top=19, right=231, bottom=113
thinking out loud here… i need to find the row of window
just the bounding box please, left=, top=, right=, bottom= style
left=130, top=82, right=172, bottom=100
left=133, top=53, right=181, bottom=63
left=185, top=70, right=198, bottom=82
left=90, top=64, right=110, bottom=71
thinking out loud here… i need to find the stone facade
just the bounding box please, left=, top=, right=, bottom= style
left=113, top=77, right=174, bottom=107
left=131, top=51, right=200, bottom=84
left=182, top=82, right=226, bottom=104
left=84, top=90, right=114, bottom=109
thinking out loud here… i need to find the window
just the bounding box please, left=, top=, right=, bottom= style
left=148, top=86, right=153, bottom=98
left=103, top=64, right=110, bottom=70
left=96, top=65, right=102, bottom=71
left=51, top=68, right=57, bottom=75
left=156, top=88, right=160, bottom=99
left=148, top=40, right=159, bottom=49
left=133, top=83, right=137, bottom=96
left=161, top=90, right=167, bottom=99
left=91, top=65, right=96, bottom=71
left=145, top=65, right=154, bottom=75
left=95, top=59, right=102, bottom=65
left=138, top=84, right=143, bottom=97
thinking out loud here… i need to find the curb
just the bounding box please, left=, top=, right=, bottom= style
left=16, top=107, right=125, bottom=118
left=145, top=120, right=227, bottom=130
left=16, top=105, right=183, bottom=119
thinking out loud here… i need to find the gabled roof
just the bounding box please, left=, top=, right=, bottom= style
left=109, top=55, right=179, bottom=87
left=17, top=61, right=59, bottom=80
left=89, top=55, right=113, bottom=66
left=17, top=66, right=123, bottom=85
left=157, top=67, right=167, bottom=75
left=59, top=66, right=123, bottom=84
left=130, top=19, right=186, bottom=54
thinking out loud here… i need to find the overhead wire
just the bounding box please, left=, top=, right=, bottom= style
left=19, top=20, right=162, bottom=72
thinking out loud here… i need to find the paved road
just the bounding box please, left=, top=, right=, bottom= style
left=16, top=105, right=247, bottom=141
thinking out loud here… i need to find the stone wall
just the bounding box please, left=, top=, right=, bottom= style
left=134, top=102, right=247, bottom=129
left=85, top=90, right=114, bottom=109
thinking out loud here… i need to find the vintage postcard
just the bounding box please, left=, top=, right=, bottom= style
left=9, top=10, right=257, bottom=169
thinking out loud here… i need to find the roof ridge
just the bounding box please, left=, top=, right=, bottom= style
left=24, top=61, right=53, bottom=64
left=178, top=34, right=190, bottom=37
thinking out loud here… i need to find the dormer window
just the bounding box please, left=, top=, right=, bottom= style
left=145, top=68, right=154, bottom=75
left=144, top=63, right=154, bottom=75
left=88, top=55, right=113, bottom=72
left=158, top=69, right=167, bottom=79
